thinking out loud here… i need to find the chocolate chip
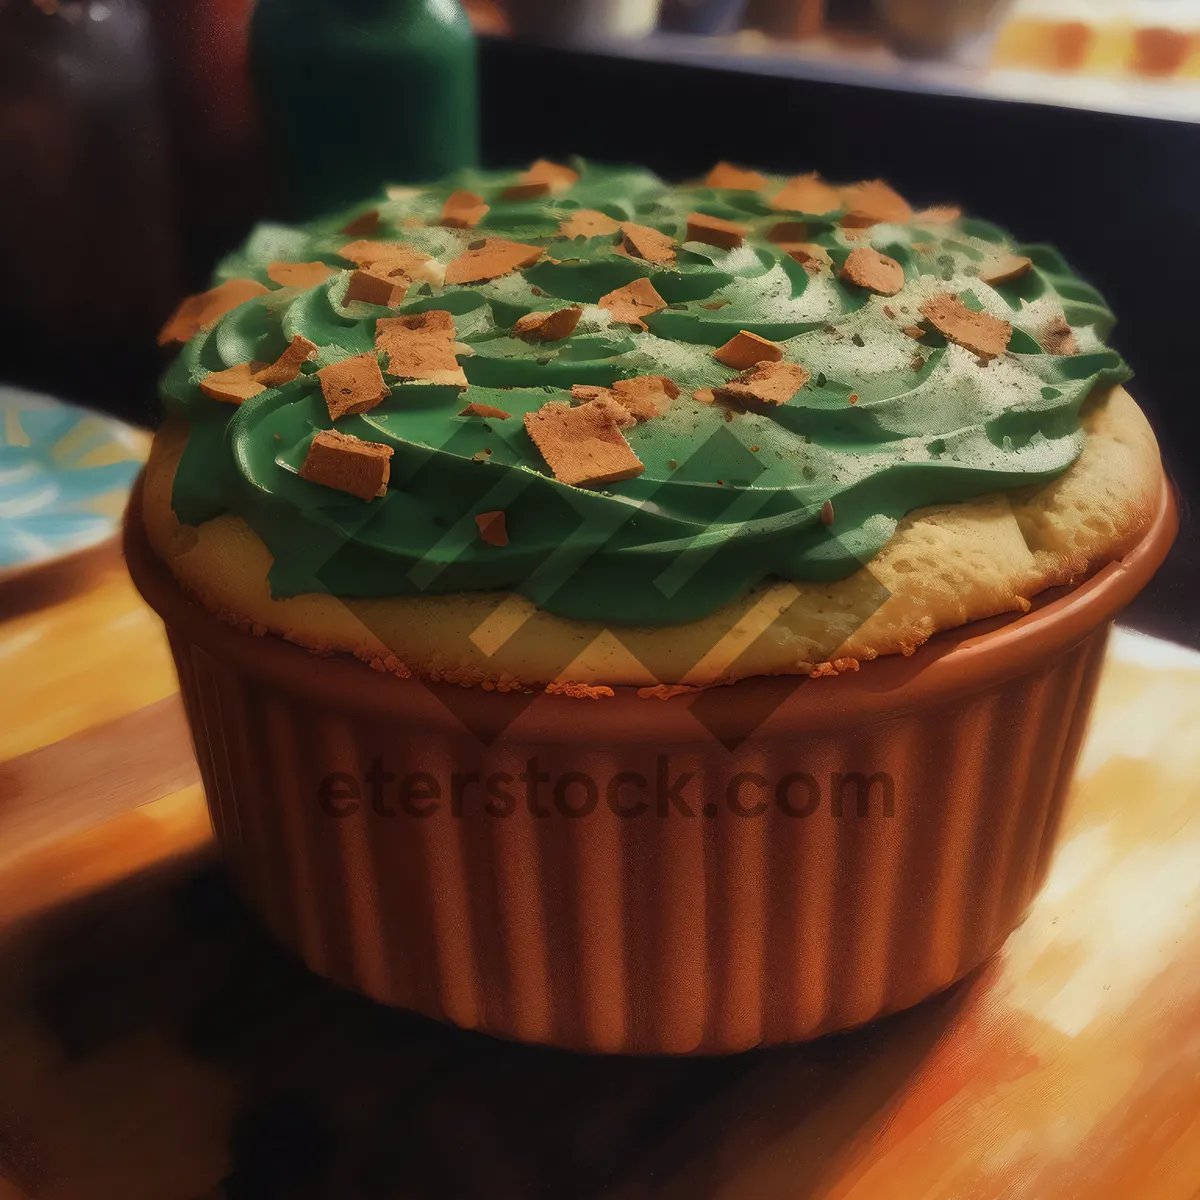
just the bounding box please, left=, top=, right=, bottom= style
left=815, top=372, right=827, bottom=388
left=851, top=333, right=865, bottom=347
left=468, top=238, right=487, bottom=250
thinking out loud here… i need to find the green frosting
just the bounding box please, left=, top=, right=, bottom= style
left=161, top=160, right=1131, bottom=626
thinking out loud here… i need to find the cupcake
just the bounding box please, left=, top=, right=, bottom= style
left=128, top=158, right=1174, bottom=1053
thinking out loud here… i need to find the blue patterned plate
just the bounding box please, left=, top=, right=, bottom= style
left=0, top=386, right=149, bottom=581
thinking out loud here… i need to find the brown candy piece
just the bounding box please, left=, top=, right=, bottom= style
left=839, top=247, right=905, bottom=296
left=713, top=330, right=784, bottom=371
left=575, top=392, right=637, bottom=430
left=979, top=254, right=1033, bottom=286
left=318, top=353, right=391, bottom=420
left=559, top=209, right=622, bottom=239
left=771, top=173, right=840, bottom=215
left=573, top=375, right=678, bottom=425
left=785, top=243, right=834, bottom=273
left=339, top=240, right=431, bottom=276
left=441, top=191, right=489, bottom=229
left=502, top=158, right=579, bottom=200
left=598, top=277, right=667, bottom=330
left=459, top=402, right=512, bottom=420
left=767, top=221, right=808, bottom=244
left=266, top=262, right=336, bottom=289
left=375, top=310, right=466, bottom=388
left=253, top=335, right=319, bottom=388
left=157, top=278, right=269, bottom=346
left=512, top=306, right=583, bottom=343
left=475, top=510, right=509, bottom=547
left=614, top=374, right=681, bottom=408
left=524, top=401, right=645, bottom=488
left=1041, top=314, right=1080, bottom=356
left=614, top=374, right=679, bottom=414
left=705, top=162, right=767, bottom=191
left=913, top=205, right=962, bottom=224
left=378, top=309, right=455, bottom=339
left=686, top=211, right=746, bottom=250
left=341, top=210, right=380, bottom=236
left=714, top=360, right=809, bottom=408
left=299, top=429, right=393, bottom=501
left=199, top=362, right=267, bottom=405
left=840, top=179, right=912, bottom=228
left=376, top=334, right=465, bottom=387
left=444, top=238, right=543, bottom=285
left=570, top=385, right=611, bottom=405
left=344, top=263, right=410, bottom=308
left=620, top=222, right=677, bottom=265
left=919, top=293, right=1012, bottom=361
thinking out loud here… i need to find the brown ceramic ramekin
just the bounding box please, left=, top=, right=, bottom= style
left=125, top=476, right=1176, bottom=1054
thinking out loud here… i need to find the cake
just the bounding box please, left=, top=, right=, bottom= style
left=128, top=159, right=1174, bottom=1052
left=144, top=159, right=1160, bottom=691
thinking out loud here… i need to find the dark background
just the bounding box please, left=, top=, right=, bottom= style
left=3, top=31, right=1196, bottom=644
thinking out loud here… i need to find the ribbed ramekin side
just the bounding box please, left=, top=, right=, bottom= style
left=162, top=620, right=1114, bottom=1054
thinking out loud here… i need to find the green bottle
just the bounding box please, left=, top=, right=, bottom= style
left=250, top=0, right=478, bottom=219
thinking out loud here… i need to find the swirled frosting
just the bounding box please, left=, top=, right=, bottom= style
left=160, top=160, right=1130, bottom=625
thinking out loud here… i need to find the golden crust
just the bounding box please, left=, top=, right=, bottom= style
left=141, top=385, right=1162, bottom=689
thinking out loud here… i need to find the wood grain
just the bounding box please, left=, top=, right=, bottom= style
left=0, top=696, right=198, bottom=870
left=0, top=785, right=211, bottom=928
left=0, top=567, right=179, bottom=762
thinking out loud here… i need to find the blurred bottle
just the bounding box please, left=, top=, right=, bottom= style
left=743, top=0, right=826, bottom=40
left=250, top=0, right=478, bottom=218
left=873, top=0, right=1013, bottom=61
left=0, top=0, right=178, bottom=368
left=148, top=0, right=268, bottom=239
left=504, top=0, right=662, bottom=40
left=659, top=0, right=747, bottom=35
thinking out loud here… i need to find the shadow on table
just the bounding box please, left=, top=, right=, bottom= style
left=9, top=856, right=980, bottom=1200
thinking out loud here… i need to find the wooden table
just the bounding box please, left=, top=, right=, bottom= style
left=2, top=557, right=1199, bottom=1200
